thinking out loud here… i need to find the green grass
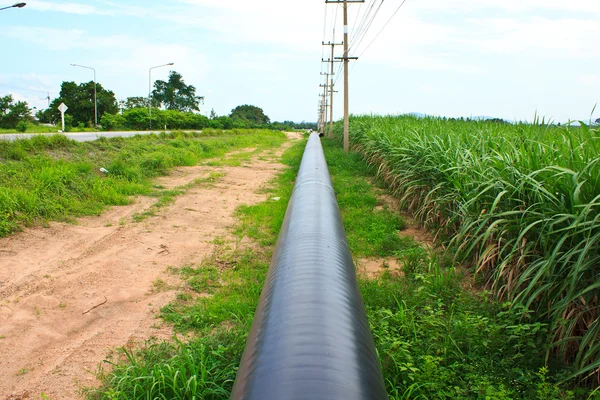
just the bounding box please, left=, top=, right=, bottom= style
left=0, top=124, right=99, bottom=134
left=86, top=136, right=588, bottom=399
left=0, top=129, right=286, bottom=236
left=336, top=115, right=600, bottom=383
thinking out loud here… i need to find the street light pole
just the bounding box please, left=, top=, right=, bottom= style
left=0, top=2, right=26, bottom=11
left=70, top=63, right=97, bottom=127
left=148, top=62, right=174, bottom=130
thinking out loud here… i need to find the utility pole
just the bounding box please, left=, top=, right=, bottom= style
left=329, top=83, right=339, bottom=138
left=319, top=73, right=329, bottom=135
left=322, top=41, right=342, bottom=138
left=326, top=0, right=363, bottom=152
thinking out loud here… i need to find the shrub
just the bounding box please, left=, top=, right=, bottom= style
left=16, top=121, right=28, bottom=133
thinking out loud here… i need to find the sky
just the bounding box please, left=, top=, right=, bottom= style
left=0, top=0, right=599, bottom=124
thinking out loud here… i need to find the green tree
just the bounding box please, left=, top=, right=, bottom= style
left=36, top=81, right=118, bottom=127
left=151, top=71, right=204, bottom=112
left=229, top=104, right=270, bottom=125
left=0, top=95, right=32, bottom=129
left=124, top=96, right=148, bottom=110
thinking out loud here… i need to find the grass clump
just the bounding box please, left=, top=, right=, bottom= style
left=89, top=335, right=243, bottom=400
left=0, top=130, right=286, bottom=236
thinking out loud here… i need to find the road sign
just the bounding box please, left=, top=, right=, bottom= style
left=58, top=103, right=68, bottom=132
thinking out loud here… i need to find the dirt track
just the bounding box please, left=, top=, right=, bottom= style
left=0, top=137, right=297, bottom=399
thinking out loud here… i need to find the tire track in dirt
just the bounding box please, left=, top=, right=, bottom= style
left=0, top=137, right=297, bottom=399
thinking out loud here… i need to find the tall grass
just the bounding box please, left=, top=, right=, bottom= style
left=337, top=115, right=600, bottom=382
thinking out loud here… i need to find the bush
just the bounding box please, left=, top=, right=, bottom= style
left=16, top=121, right=28, bottom=133
left=61, top=114, right=74, bottom=132
left=101, top=113, right=126, bottom=131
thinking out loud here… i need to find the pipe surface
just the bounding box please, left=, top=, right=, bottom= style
left=230, top=134, right=388, bottom=400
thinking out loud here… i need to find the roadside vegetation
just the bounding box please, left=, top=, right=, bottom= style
left=87, top=135, right=589, bottom=399
left=0, top=129, right=286, bottom=237
left=336, top=115, right=600, bottom=387
left=2, top=71, right=316, bottom=133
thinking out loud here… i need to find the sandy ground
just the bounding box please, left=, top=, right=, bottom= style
left=0, top=136, right=298, bottom=399
left=356, top=192, right=435, bottom=279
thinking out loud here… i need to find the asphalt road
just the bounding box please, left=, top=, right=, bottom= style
left=0, top=130, right=203, bottom=142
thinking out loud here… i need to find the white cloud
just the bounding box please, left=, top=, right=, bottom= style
left=343, top=0, right=599, bottom=75
left=410, top=0, right=600, bottom=15
left=1, top=26, right=210, bottom=102
left=2, top=27, right=142, bottom=51
left=462, top=17, right=600, bottom=58
left=578, top=74, right=600, bottom=86
left=26, top=0, right=110, bottom=15
left=147, top=0, right=324, bottom=52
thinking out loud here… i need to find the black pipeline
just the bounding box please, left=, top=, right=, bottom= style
left=230, top=134, right=388, bottom=400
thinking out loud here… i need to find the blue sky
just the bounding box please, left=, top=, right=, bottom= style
left=1, top=0, right=598, bottom=123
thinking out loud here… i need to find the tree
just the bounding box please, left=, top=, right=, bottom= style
left=229, top=104, right=270, bottom=125
left=151, top=71, right=204, bottom=112
left=0, top=95, right=32, bottom=129
left=209, top=108, right=217, bottom=119
left=123, top=96, right=148, bottom=110
left=36, top=81, right=118, bottom=126
left=595, top=117, right=600, bottom=125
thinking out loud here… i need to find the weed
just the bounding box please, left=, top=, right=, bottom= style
left=151, top=279, right=170, bottom=293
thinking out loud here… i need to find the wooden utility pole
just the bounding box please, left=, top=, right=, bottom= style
left=320, top=73, right=329, bottom=135
left=329, top=82, right=339, bottom=138
left=322, top=41, right=342, bottom=138
left=326, top=0, right=363, bottom=152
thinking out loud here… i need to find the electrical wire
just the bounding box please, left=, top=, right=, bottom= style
left=357, top=0, right=408, bottom=58
left=349, top=0, right=386, bottom=53
left=351, top=1, right=363, bottom=38
left=350, top=0, right=378, bottom=46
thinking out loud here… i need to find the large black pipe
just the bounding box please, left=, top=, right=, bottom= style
left=230, top=134, right=388, bottom=400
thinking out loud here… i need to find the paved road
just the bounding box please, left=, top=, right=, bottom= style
left=0, top=130, right=203, bottom=142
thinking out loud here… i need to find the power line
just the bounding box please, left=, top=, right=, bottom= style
left=351, top=1, right=363, bottom=36
left=349, top=0, right=386, bottom=53
left=350, top=0, right=378, bottom=46
left=332, top=2, right=339, bottom=42
left=322, top=2, right=329, bottom=44
left=357, top=0, right=408, bottom=58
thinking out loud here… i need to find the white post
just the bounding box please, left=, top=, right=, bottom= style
left=58, top=102, right=68, bottom=132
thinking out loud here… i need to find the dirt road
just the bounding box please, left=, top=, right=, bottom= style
left=0, top=138, right=296, bottom=399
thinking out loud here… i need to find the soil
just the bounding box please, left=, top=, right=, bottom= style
left=356, top=257, right=404, bottom=279
left=0, top=135, right=299, bottom=399
left=356, top=188, right=435, bottom=280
